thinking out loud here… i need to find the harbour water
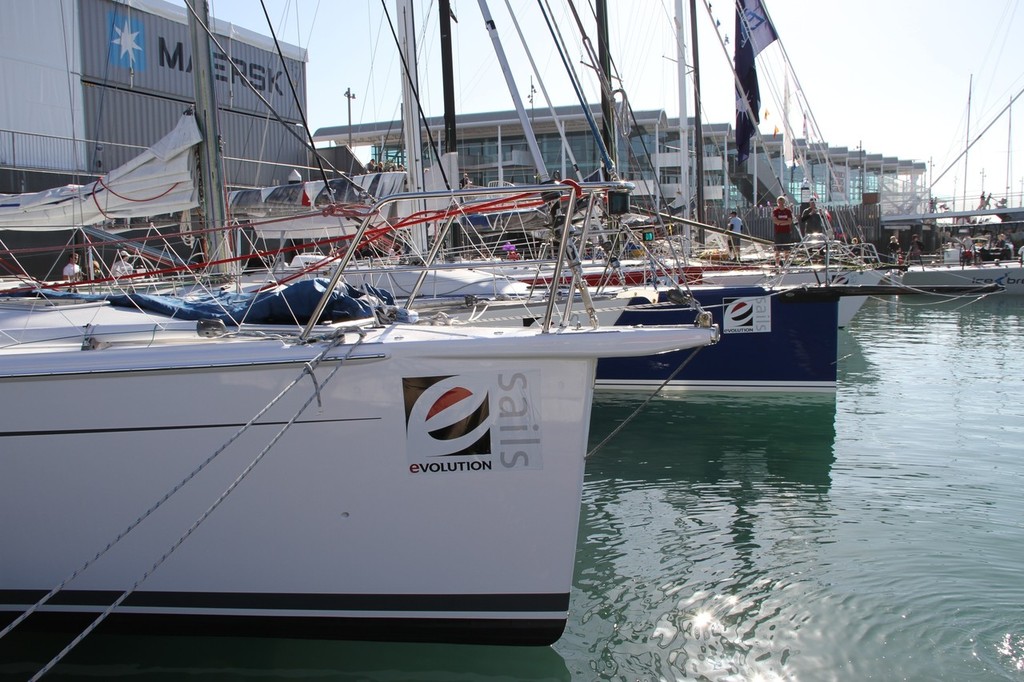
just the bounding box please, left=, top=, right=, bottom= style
left=2, top=294, right=1022, bottom=681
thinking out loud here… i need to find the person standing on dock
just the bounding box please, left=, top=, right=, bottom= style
left=889, top=235, right=903, bottom=265
left=908, top=233, right=924, bottom=265
left=771, top=196, right=794, bottom=266
left=727, top=210, right=743, bottom=261
left=799, top=197, right=825, bottom=235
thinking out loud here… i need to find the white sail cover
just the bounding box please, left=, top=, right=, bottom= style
left=231, top=172, right=408, bottom=239
left=0, top=113, right=201, bottom=231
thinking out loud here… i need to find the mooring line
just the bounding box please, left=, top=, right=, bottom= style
left=586, top=345, right=705, bottom=459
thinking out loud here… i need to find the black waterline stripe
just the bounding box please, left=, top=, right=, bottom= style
left=0, top=416, right=381, bottom=438
left=0, top=589, right=570, bottom=613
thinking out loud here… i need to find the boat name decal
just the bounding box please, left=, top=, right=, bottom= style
left=723, top=296, right=772, bottom=334
left=972, top=274, right=1022, bottom=287
left=403, top=371, right=542, bottom=474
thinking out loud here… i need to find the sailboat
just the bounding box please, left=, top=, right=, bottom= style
left=898, top=236, right=1024, bottom=294
left=0, top=0, right=720, bottom=656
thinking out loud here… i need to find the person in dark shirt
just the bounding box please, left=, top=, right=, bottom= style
left=908, top=233, right=924, bottom=265
left=799, top=197, right=825, bottom=235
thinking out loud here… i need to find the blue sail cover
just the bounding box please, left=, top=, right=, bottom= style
left=27, top=279, right=395, bottom=326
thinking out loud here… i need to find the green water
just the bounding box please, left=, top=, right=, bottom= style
left=3, top=295, right=1023, bottom=681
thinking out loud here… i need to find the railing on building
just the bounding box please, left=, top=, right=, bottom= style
left=0, top=127, right=340, bottom=192
left=0, top=129, right=140, bottom=175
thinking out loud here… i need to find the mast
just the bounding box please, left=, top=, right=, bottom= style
left=1007, top=98, right=1013, bottom=203
left=439, top=0, right=463, bottom=250
left=688, top=0, right=705, bottom=223
left=964, top=74, right=972, bottom=211
left=439, top=0, right=458, bottom=154
left=187, top=0, right=232, bottom=276
left=674, top=0, right=691, bottom=216
left=597, top=0, right=615, bottom=169
left=396, top=0, right=428, bottom=254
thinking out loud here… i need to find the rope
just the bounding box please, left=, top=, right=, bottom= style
left=2, top=328, right=359, bottom=654
left=585, top=345, right=706, bottom=459
left=27, top=328, right=365, bottom=681
left=95, top=176, right=181, bottom=203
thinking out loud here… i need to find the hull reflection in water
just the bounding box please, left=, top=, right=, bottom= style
left=0, top=631, right=571, bottom=681
left=586, top=392, right=837, bottom=487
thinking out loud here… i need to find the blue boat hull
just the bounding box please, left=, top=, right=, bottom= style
left=597, top=286, right=838, bottom=391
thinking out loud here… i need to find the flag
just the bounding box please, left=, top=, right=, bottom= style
left=734, top=0, right=778, bottom=163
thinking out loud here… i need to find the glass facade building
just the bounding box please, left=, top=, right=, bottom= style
left=315, top=105, right=928, bottom=218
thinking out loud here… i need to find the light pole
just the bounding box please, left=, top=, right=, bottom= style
left=344, top=87, right=356, bottom=151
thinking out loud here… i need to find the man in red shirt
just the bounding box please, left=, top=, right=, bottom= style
left=771, top=196, right=794, bottom=266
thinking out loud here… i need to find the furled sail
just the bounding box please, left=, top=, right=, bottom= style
left=0, top=112, right=202, bottom=231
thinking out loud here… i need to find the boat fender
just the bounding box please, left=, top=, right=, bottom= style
left=197, top=319, right=228, bottom=338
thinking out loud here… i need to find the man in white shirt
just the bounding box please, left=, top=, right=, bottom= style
left=111, top=251, right=134, bottom=278
left=62, top=253, right=82, bottom=282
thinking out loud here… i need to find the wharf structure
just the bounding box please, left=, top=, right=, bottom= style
left=314, top=106, right=930, bottom=249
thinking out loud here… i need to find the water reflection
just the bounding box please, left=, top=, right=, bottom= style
left=0, top=632, right=571, bottom=681
left=562, top=393, right=838, bottom=680
left=587, top=392, right=837, bottom=489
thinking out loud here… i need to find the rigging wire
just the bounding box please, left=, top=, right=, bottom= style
left=179, top=1, right=340, bottom=177
left=536, top=0, right=616, bottom=178
left=379, top=0, right=453, bottom=189
left=257, top=0, right=335, bottom=198
left=930, top=84, right=1024, bottom=191
left=503, top=0, right=584, bottom=181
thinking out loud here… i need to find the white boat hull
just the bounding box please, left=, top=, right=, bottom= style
left=900, top=262, right=1024, bottom=294
left=0, top=323, right=716, bottom=645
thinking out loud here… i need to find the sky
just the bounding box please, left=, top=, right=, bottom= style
left=188, top=0, right=1024, bottom=209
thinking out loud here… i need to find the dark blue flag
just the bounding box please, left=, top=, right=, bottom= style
left=734, top=0, right=778, bottom=163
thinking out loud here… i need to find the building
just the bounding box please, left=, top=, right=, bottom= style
left=314, top=105, right=930, bottom=244
left=0, top=0, right=309, bottom=197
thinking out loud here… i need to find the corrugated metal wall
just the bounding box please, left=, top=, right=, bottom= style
left=77, top=0, right=308, bottom=188
left=79, top=0, right=306, bottom=120
left=83, top=86, right=309, bottom=187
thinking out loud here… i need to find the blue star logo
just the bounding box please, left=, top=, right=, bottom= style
left=107, top=12, right=146, bottom=71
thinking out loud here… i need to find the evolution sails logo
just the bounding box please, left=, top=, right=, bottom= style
left=723, top=296, right=771, bottom=334
left=107, top=11, right=146, bottom=71
left=403, top=372, right=542, bottom=474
